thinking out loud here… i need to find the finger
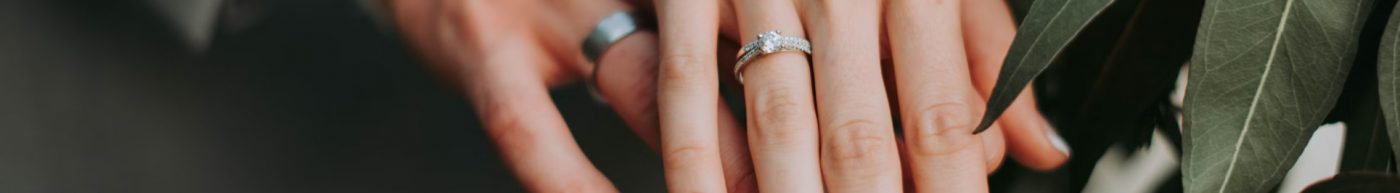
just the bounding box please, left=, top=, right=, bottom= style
left=886, top=0, right=990, bottom=192
left=561, top=0, right=661, bottom=148
left=714, top=40, right=763, bottom=193
left=388, top=1, right=617, bottom=191
left=535, top=0, right=637, bottom=77
left=628, top=0, right=742, bottom=41
left=961, top=0, right=1069, bottom=171
left=580, top=0, right=757, bottom=187
left=801, top=1, right=903, bottom=192
left=904, top=124, right=1008, bottom=175
left=602, top=38, right=761, bottom=193
left=716, top=98, right=760, bottom=193
left=981, top=123, right=1007, bottom=173
left=729, top=0, right=824, bottom=192
left=596, top=32, right=665, bottom=149
left=594, top=35, right=761, bottom=193
left=470, top=44, right=618, bottom=193
left=593, top=31, right=760, bottom=193
left=654, top=0, right=729, bottom=192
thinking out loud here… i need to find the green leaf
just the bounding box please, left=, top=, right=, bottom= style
left=975, top=0, right=1118, bottom=133
left=1182, top=0, right=1375, bottom=193
left=1379, top=2, right=1400, bottom=172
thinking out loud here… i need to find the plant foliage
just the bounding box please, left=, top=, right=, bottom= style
left=987, top=0, right=1400, bottom=192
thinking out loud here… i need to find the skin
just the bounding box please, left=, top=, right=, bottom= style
left=388, top=0, right=762, bottom=192
left=962, top=0, right=1070, bottom=171
left=886, top=0, right=987, bottom=191
left=730, top=0, right=824, bottom=192
left=389, top=0, right=1069, bottom=192
left=652, top=0, right=1071, bottom=192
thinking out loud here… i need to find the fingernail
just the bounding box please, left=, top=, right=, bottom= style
left=1045, top=127, right=1071, bottom=156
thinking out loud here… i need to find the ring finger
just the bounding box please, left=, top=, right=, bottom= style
left=731, top=0, right=823, bottom=192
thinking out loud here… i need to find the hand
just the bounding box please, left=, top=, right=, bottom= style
left=648, top=0, right=1071, bottom=192
left=386, top=0, right=762, bottom=192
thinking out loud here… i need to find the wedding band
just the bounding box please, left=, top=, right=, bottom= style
left=583, top=11, right=642, bottom=63
left=734, top=30, right=811, bottom=83
left=581, top=11, right=644, bottom=103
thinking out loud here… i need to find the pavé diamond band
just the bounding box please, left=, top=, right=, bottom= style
left=734, top=30, right=812, bottom=83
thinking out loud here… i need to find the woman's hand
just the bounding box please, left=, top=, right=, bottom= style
left=650, top=0, right=1072, bottom=192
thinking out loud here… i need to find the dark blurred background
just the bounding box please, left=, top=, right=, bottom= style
left=0, top=0, right=667, bottom=192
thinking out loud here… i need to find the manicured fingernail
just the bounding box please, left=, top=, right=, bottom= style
left=1045, top=128, right=1071, bottom=156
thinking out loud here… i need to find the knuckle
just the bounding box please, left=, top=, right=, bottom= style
left=905, top=102, right=978, bottom=156
left=755, top=87, right=802, bottom=121
left=894, top=0, right=958, bottom=5
left=483, top=118, right=539, bottom=149
left=808, top=0, right=849, bottom=9
left=662, top=143, right=716, bottom=171
left=804, top=0, right=877, bottom=15
left=824, top=119, right=897, bottom=166
left=885, top=0, right=959, bottom=16
left=479, top=105, right=537, bottom=146
left=659, top=54, right=710, bottom=83
left=750, top=87, right=810, bottom=145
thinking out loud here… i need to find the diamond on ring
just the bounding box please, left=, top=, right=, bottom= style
left=734, top=30, right=812, bottom=83
left=758, top=31, right=783, bottom=53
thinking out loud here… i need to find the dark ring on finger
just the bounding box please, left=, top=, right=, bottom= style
left=582, top=11, right=645, bottom=103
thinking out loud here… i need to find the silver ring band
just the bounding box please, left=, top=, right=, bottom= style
left=734, top=30, right=811, bottom=83
left=583, top=11, right=642, bottom=63
left=581, top=11, right=644, bottom=103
